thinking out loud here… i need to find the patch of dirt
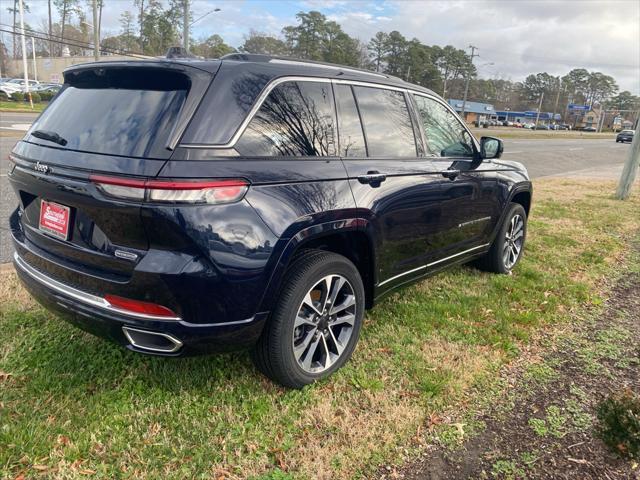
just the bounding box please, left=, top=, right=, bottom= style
left=391, top=248, right=640, bottom=480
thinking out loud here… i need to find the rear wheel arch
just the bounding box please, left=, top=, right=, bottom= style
left=259, top=223, right=376, bottom=315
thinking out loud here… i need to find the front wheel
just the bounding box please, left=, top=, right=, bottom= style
left=475, top=203, right=527, bottom=274
left=251, top=250, right=365, bottom=388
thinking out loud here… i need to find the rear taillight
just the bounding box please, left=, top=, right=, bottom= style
left=89, top=175, right=249, bottom=205
left=104, top=294, right=178, bottom=318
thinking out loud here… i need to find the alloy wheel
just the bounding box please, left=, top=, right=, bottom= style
left=292, top=274, right=356, bottom=374
left=503, top=213, right=525, bottom=269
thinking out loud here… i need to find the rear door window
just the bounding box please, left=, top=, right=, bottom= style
left=29, top=69, right=189, bottom=159
left=334, top=84, right=367, bottom=157
left=235, top=81, right=336, bottom=157
left=352, top=86, right=417, bottom=157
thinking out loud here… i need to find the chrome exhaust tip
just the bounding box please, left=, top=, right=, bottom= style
left=122, top=327, right=183, bottom=353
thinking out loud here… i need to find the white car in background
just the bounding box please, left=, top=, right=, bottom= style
left=0, top=78, right=41, bottom=98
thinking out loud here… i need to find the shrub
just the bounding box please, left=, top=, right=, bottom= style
left=39, top=91, right=54, bottom=101
left=11, top=91, right=24, bottom=102
left=0, top=91, right=8, bottom=101
left=29, top=92, right=41, bottom=103
left=597, top=389, right=640, bottom=458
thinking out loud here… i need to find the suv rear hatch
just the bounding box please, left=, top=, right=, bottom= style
left=9, top=61, right=215, bottom=279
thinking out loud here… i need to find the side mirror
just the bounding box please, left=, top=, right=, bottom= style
left=480, top=136, right=503, bottom=159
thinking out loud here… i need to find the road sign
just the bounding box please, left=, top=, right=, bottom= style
left=568, top=104, right=590, bottom=111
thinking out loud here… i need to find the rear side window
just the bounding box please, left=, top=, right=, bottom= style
left=235, top=81, right=336, bottom=157
left=29, top=69, right=189, bottom=159
left=352, top=86, right=416, bottom=157
left=334, top=84, right=366, bottom=157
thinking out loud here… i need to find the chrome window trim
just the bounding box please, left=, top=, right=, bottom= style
left=377, top=243, right=490, bottom=287
left=14, top=252, right=183, bottom=321
left=178, top=75, right=462, bottom=150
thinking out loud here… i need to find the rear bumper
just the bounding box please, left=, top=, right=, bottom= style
left=12, top=246, right=269, bottom=356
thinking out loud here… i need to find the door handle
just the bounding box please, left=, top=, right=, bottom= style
left=442, top=169, right=461, bottom=180
left=357, top=171, right=387, bottom=186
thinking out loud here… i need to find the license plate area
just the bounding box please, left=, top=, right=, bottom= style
left=39, top=200, right=71, bottom=241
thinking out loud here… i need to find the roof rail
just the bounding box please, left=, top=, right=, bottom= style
left=220, top=53, right=391, bottom=79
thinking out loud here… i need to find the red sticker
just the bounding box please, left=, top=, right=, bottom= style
left=39, top=200, right=71, bottom=240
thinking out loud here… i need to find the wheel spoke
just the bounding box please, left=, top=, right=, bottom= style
left=294, top=314, right=316, bottom=329
left=300, top=335, right=322, bottom=370
left=330, top=294, right=355, bottom=315
left=302, top=292, right=322, bottom=316
left=330, top=313, right=355, bottom=327
left=294, top=329, right=317, bottom=361
left=317, top=276, right=332, bottom=313
left=321, top=335, right=331, bottom=370
left=327, top=326, right=345, bottom=355
left=327, top=276, right=345, bottom=311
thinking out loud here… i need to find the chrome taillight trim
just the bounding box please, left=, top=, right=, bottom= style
left=13, top=252, right=182, bottom=321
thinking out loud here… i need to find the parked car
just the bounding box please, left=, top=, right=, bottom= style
left=522, top=123, right=534, bottom=129
left=583, top=126, right=597, bottom=132
left=535, top=124, right=549, bottom=130
left=0, top=78, right=40, bottom=97
left=555, top=124, right=569, bottom=131
left=616, top=129, right=635, bottom=143
left=8, top=55, right=532, bottom=388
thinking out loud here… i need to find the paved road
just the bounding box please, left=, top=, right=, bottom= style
left=0, top=111, right=633, bottom=264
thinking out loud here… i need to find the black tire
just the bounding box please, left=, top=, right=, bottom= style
left=475, top=203, right=527, bottom=274
left=251, top=250, right=365, bottom=388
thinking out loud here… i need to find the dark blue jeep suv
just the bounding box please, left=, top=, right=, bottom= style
left=8, top=54, right=532, bottom=388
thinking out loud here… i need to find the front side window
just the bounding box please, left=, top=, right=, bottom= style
left=235, top=81, right=336, bottom=157
left=353, top=86, right=417, bottom=157
left=413, top=95, right=475, bottom=158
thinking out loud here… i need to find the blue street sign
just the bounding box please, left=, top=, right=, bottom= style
left=568, top=104, right=590, bottom=111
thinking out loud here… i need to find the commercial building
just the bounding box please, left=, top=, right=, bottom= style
left=447, top=99, right=497, bottom=124
left=496, top=110, right=562, bottom=124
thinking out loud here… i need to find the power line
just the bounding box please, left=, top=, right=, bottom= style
left=0, top=23, right=149, bottom=59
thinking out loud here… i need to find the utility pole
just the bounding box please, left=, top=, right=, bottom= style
left=183, top=0, right=190, bottom=51
left=552, top=78, right=562, bottom=124
left=18, top=0, right=32, bottom=109
left=616, top=121, right=640, bottom=200
left=460, top=45, right=478, bottom=119
left=534, top=91, right=544, bottom=127
left=48, top=0, right=52, bottom=58
left=92, top=0, right=99, bottom=61
left=31, top=36, right=37, bottom=81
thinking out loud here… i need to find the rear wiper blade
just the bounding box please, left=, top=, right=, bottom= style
left=30, top=129, right=68, bottom=146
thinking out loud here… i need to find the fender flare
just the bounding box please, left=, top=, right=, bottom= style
left=489, top=181, right=533, bottom=244
left=255, top=217, right=374, bottom=314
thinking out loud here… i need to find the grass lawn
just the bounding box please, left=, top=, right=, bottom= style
left=0, top=100, right=46, bottom=112
left=1, top=179, right=639, bottom=479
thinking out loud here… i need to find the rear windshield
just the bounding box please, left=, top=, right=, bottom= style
left=28, top=68, right=189, bottom=159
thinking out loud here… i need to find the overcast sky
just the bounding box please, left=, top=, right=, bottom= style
left=2, top=0, right=639, bottom=93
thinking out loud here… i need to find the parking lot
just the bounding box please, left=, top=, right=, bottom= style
left=0, top=111, right=632, bottom=264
